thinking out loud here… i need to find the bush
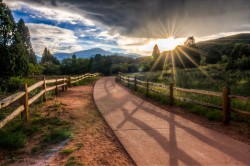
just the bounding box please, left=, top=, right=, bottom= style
left=42, top=61, right=61, bottom=75
left=28, top=63, right=44, bottom=75
left=236, top=57, right=250, bottom=70
left=0, top=130, right=27, bottom=149
left=205, top=50, right=222, bottom=64
left=4, top=77, right=36, bottom=93
left=110, top=64, right=128, bottom=74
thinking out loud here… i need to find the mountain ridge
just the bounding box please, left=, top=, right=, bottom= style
left=52, top=48, right=142, bottom=61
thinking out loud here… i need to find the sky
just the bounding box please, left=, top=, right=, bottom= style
left=4, top=0, right=250, bottom=56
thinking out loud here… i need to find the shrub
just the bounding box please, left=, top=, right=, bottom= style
left=42, top=61, right=61, bottom=75
left=0, top=130, right=27, bottom=149
left=5, top=77, right=36, bottom=93
left=28, top=63, right=44, bottom=75
left=205, top=50, right=222, bottom=64
left=236, top=57, right=250, bottom=70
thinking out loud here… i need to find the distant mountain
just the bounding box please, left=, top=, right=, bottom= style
left=36, top=55, right=42, bottom=62
left=197, top=33, right=250, bottom=53
left=53, top=48, right=142, bottom=61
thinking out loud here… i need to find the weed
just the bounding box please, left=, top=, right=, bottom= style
left=42, top=128, right=71, bottom=144
left=0, top=130, right=27, bottom=149
left=60, top=148, right=75, bottom=155
left=65, top=156, right=82, bottom=166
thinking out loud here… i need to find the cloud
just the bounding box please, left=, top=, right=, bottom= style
left=5, top=0, right=250, bottom=38
left=4, top=0, right=250, bottom=56
left=27, top=23, right=84, bottom=55
left=5, top=1, right=94, bottom=26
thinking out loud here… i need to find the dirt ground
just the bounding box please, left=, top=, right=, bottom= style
left=49, top=84, right=135, bottom=166
left=2, top=83, right=135, bottom=166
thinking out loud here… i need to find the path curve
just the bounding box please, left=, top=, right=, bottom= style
left=94, top=77, right=250, bottom=166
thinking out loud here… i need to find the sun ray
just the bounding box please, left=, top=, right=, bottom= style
left=177, top=47, right=214, bottom=82
left=175, top=49, right=187, bottom=69
left=158, top=19, right=169, bottom=38
left=170, top=51, right=177, bottom=83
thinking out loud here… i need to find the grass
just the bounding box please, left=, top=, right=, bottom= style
left=59, top=148, right=75, bottom=155
left=65, top=156, right=82, bottom=166
left=72, top=76, right=101, bottom=86
left=122, top=76, right=250, bottom=123
left=0, top=99, right=72, bottom=152
left=42, top=127, right=71, bottom=144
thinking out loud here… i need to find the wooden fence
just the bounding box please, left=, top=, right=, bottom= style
left=119, top=75, right=250, bottom=125
left=0, top=73, right=99, bottom=129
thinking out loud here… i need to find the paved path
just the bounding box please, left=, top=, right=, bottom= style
left=94, top=77, right=250, bottom=166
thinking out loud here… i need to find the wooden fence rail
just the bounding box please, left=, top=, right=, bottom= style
left=0, top=73, right=99, bottom=129
left=119, top=75, right=250, bottom=125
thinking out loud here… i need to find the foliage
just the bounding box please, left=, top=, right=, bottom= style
left=61, top=56, right=90, bottom=75
left=152, top=44, right=160, bottom=61
left=28, top=63, right=44, bottom=75
left=42, top=128, right=71, bottom=144
left=0, top=76, right=36, bottom=92
left=42, top=61, right=61, bottom=75
left=17, top=18, right=37, bottom=64
left=172, top=45, right=201, bottom=68
left=151, top=44, right=163, bottom=71
left=205, top=50, right=222, bottom=64
left=0, top=2, right=29, bottom=79
left=110, top=64, right=128, bottom=74
left=41, top=47, right=60, bottom=65
left=236, top=57, right=250, bottom=70
left=0, top=129, right=27, bottom=149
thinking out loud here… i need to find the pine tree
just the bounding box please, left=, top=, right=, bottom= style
left=17, top=18, right=37, bottom=64
left=11, top=32, right=29, bottom=76
left=41, top=47, right=60, bottom=65
left=152, top=44, right=160, bottom=61
left=0, top=1, right=16, bottom=78
left=41, top=47, right=49, bottom=64
left=0, top=1, right=29, bottom=78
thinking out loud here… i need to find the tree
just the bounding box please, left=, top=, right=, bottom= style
left=184, top=36, right=195, bottom=46
left=152, top=44, right=160, bottom=61
left=11, top=31, right=29, bottom=76
left=17, top=18, right=37, bottom=64
left=41, top=47, right=60, bottom=65
left=205, top=50, right=222, bottom=64
left=0, top=1, right=29, bottom=78
left=239, top=44, right=250, bottom=58
left=0, top=1, right=16, bottom=78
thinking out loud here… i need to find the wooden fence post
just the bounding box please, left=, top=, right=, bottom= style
left=55, top=78, right=58, bottom=96
left=65, top=77, right=68, bottom=90
left=169, top=83, right=174, bottom=106
left=43, top=76, right=47, bottom=102
left=134, top=77, right=137, bottom=91
left=146, top=79, right=149, bottom=97
left=68, top=76, right=71, bottom=87
left=62, top=77, right=65, bottom=91
left=223, top=87, right=230, bottom=125
left=127, top=76, right=129, bottom=87
left=20, top=84, right=29, bottom=124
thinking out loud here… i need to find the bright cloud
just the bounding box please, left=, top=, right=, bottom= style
left=27, top=23, right=84, bottom=55
left=6, top=1, right=94, bottom=26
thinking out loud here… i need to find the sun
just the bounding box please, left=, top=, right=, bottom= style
left=153, top=37, right=186, bottom=51
left=143, top=37, right=186, bottom=52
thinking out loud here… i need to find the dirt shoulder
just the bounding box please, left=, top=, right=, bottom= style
left=50, top=83, right=135, bottom=166
left=0, top=82, right=135, bottom=166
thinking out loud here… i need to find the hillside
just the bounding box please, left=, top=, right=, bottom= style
left=197, top=33, right=250, bottom=53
